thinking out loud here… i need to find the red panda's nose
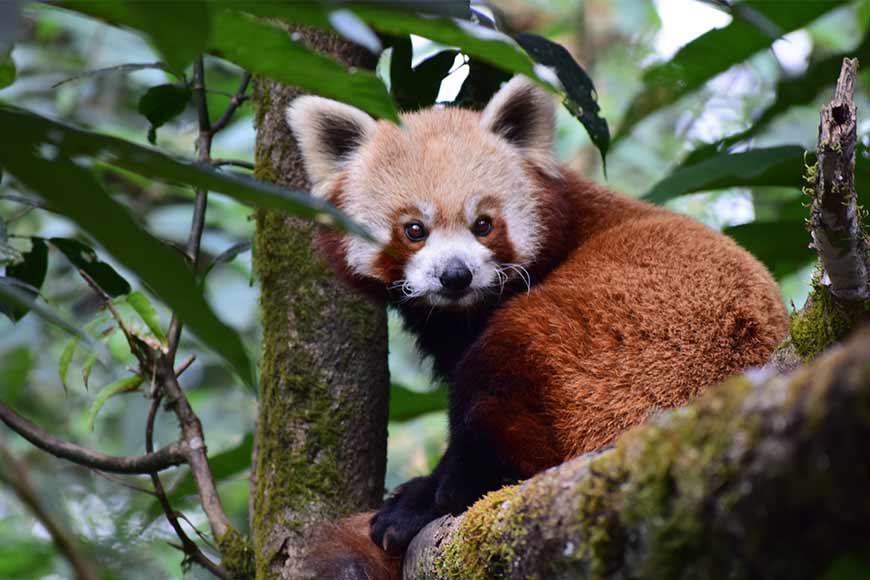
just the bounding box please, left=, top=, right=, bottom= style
left=439, top=259, right=473, bottom=293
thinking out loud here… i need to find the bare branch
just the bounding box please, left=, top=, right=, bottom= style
left=811, top=57, right=869, bottom=303
left=159, top=365, right=232, bottom=542
left=0, top=401, right=185, bottom=474
left=146, top=394, right=229, bottom=579
left=210, top=72, right=252, bottom=135
left=0, top=443, right=100, bottom=580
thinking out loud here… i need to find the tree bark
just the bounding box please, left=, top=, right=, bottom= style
left=766, top=58, right=869, bottom=371
left=403, top=325, right=870, bottom=579
left=251, top=31, right=389, bottom=579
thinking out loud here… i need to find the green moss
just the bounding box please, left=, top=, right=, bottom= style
left=789, top=281, right=858, bottom=361
left=433, top=485, right=527, bottom=580
left=219, top=529, right=256, bottom=579
left=553, top=377, right=758, bottom=580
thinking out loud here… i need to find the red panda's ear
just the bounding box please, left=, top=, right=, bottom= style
left=286, top=96, right=376, bottom=191
left=480, top=76, right=555, bottom=155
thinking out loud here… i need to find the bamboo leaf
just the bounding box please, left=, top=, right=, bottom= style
left=86, top=374, right=143, bottom=431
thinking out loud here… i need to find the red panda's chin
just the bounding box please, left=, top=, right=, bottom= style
left=426, top=290, right=482, bottom=310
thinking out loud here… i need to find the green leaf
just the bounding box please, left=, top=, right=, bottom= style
left=389, top=35, right=459, bottom=111
left=0, top=105, right=369, bottom=239
left=0, top=135, right=255, bottom=388
left=137, top=84, right=192, bottom=144
left=122, top=0, right=211, bottom=75
left=229, top=2, right=551, bottom=90
left=514, top=32, right=610, bottom=167
left=49, top=237, right=131, bottom=297
left=58, top=337, right=79, bottom=393
left=0, top=539, right=55, bottom=578
left=126, top=291, right=166, bottom=343
left=144, top=432, right=253, bottom=525
left=60, top=2, right=398, bottom=122
left=0, top=277, right=91, bottom=341
left=643, top=146, right=805, bottom=204
left=724, top=221, right=814, bottom=279
left=0, top=49, right=15, bottom=89
left=81, top=350, right=98, bottom=389
left=682, top=34, right=870, bottom=167
left=4, top=237, right=47, bottom=321
left=209, top=9, right=397, bottom=121
left=390, top=384, right=448, bottom=422
left=87, top=374, right=143, bottom=431
left=615, top=0, right=847, bottom=143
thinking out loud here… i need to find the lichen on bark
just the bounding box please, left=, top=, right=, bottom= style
left=250, top=30, right=389, bottom=579
left=407, top=328, right=870, bottom=579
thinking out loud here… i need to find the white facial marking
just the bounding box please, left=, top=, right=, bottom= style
left=404, top=229, right=498, bottom=306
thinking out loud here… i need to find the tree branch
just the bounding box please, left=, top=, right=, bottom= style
left=811, top=57, right=869, bottom=303
left=0, top=401, right=186, bottom=474
left=210, top=72, right=252, bottom=136
left=0, top=443, right=100, bottom=580
left=403, top=326, right=870, bottom=579
left=145, top=394, right=229, bottom=579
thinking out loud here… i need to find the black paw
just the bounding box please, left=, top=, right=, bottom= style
left=371, top=476, right=441, bottom=555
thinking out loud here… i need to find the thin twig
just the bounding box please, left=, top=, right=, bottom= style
left=160, top=56, right=236, bottom=552
left=0, top=443, right=100, bottom=580
left=146, top=395, right=228, bottom=579
left=212, top=159, right=255, bottom=170
left=91, top=469, right=157, bottom=496
left=167, top=59, right=212, bottom=359
left=210, top=72, right=252, bottom=135
left=0, top=401, right=185, bottom=474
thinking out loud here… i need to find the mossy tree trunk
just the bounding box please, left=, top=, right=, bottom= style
left=251, top=31, right=389, bottom=579
left=403, top=327, right=870, bottom=580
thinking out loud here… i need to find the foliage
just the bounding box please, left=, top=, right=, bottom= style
left=0, top=0, right=866, bottom=577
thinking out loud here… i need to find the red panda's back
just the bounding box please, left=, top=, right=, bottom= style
left=479, top=207, right=788, bottom=460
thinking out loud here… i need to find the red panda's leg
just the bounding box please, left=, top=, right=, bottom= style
left=433, top=332, right=563, bottom=515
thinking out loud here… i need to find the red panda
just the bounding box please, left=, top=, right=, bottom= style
left=286, top=76, right=788, bottom=578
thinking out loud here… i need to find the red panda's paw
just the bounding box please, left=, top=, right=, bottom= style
left=371, top=476, right=441, bottom=555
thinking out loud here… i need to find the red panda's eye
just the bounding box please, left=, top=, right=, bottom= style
left=472, top=216, right=493, bottom=237
left=404, top=221, right=428, bottom=242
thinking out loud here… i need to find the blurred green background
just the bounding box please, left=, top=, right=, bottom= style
left=1, top=1, right=868, bottom=578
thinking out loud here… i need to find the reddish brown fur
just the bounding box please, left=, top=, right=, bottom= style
left=459, top=170, right=787, bottom=460
left=298, top=83, right=788, bottom=578
left=308, top=513, right=401, bottom=580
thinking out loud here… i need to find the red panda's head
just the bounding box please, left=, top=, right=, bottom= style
left=287, top=76, right=560, bottom=308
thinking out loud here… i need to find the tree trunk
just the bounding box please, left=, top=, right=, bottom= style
left=250, top=31, right=389, bottom=579
left=403, top=325, right=870, bottom=580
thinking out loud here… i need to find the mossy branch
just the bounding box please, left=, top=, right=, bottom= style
left=771, top=58, right=869, bottom=370
left=403, top=326, right=870, bottom=579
